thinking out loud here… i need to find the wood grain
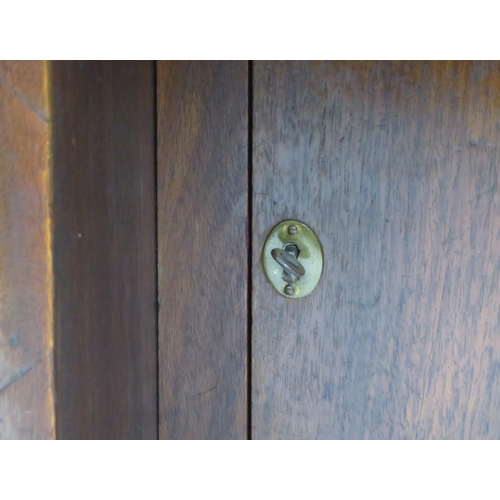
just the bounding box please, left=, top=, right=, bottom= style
left=0, top=61, right=54, bottom=439
left=157, top=61, right=248, bottom=439
left=252, top=61, right=500, bottom=439
left=51, top=61, right=157, bottom=439
left=0, top=60, right=48, bottom=119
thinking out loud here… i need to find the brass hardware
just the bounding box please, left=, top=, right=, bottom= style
left=271, top=245, right=305, bottom=282
left=262, top=220, right=323, bottom=299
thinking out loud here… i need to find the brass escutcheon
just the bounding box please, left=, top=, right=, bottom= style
left=262, top=220, right=323, bottom=299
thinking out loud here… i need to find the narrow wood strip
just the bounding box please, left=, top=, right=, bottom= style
left=157, top=61, right=248, bottom=439
left=0, top=61, right=54, bottom=439
left=51, top=61, right=157, bottom=439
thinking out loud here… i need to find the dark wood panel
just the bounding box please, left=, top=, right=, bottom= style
left=157, top=61, right=248, bottom=439
left=51, top=61, right=157, bottom=439
left=252, top=61, right=500, bottom=439
left=0, top=61, right=54, bottom=439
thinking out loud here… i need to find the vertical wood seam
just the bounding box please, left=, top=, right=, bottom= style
left=247, top=60, right=253, bottom=440
left=154, top=61, right=160, bottom=440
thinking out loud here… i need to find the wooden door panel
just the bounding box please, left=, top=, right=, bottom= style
left=252, top=61, right=500, bottom=439
left=157, top=62, right=249, bottom=439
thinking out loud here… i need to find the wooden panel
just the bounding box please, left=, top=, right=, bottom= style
left=158, top=61, right=248, bottom=439
left=51, top=61, right=157, bottom=439
left=252, top=61, right=500, bottom=439
left=0, top=61, right=54, bottom=439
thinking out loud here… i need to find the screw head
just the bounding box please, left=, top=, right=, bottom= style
left=288, top=225, right=298, bottom=235
left=284, top=284, right=295, bottom=296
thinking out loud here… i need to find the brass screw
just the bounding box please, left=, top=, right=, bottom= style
left=288, top=225, right=298, bottom=235
left=284, top=284, right=295, bottom=296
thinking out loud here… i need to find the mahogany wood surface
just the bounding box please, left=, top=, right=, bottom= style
left=157, top=61, right=248, bottom=439
left=0, top=61, right=54, bottom=439
left=252, top=61, right=500, bottom=439
left=51, top=61, right=157, bottom=439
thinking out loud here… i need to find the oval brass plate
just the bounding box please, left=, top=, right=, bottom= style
left=262, top=220, right=323, bottom=299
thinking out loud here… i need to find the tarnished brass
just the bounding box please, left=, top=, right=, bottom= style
left=262, top=220, right=323, bottom=299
